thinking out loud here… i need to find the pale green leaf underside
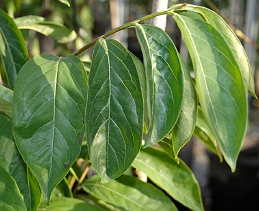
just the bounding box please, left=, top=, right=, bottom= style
left=132, top=147, right=204, bottom=211
left=0, top=85, right=13, bottom=117
left=0, top=165, right=27, bottom=211
left=0, top=113, right=41, bottom=211
left=0, top=10, right=28, bottom=89
left=173, top=12, right=247, bottom=171
left=135, top=23, right=184, bottom=147
left=82, top=175, right=177, bottom=211
left=87, top=39, right=143, bottom=182
left=15, top=16, right=76, bottom=43
left=13, top=54, right=87, bottom=203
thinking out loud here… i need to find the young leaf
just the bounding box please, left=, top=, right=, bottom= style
left=171, top=55, right=197, bottom=159
left=132, top=147, right=204, bottom=211
left=13, top=54, right=88, bottom=204
left=0, top=113, right=41, bottom=211
left=173, top=12, right=247, bottom=171
left=82, top=175, right=178, bottom=211
left=0, top=85, right=13, bottom=117
left=38, top=197, right=102, bottom=211
left=15, top=16, right=77, bottom=43
left=86, top=39, right=143, bottom=182
left=135, top=23, right=184, bottom=147
left=0, top=165, right=27, bottom=211
left=193, top=6, right=256, bottom=98
left=0, top=9, right=28, bottom=89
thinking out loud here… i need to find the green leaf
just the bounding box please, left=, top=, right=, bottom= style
left=0, top=113, right=41, bottom=211
left=132, top=147, right=204, bottom=211
left=194, top=107, right=222, bottom=160
left=193, top=6, right=256, bottom=98
left=82, top=175, right=178, bottom=211
left=87, top=39, right=143, bottom=182
left=135, top=23, right=184, bottom=147
left=15, top=16, right=77, bottom=43
left=173, top=11, right=247, bottom=171
left=0, top=165, right=27, bottom=211
left=0, top=9, right=28, bottom=89
left=58, top=0, right=70, bottom=7
left=38, top=197, right=102, bottom=211
left=0, top=85, right=13, bottom=117
left=13, top=54, right=88, bottom=204
left=171, top=55, right=197, bottom=159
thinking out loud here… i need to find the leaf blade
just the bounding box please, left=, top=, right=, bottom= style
left=86, top=39, right=143, bottom=182
left=13, top=54, right=87, bottom=203
left=0, top=85, right=13, bottom=117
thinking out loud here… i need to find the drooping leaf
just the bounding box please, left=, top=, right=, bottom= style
left=194, top=107, right=222, bottom=160
left=13, top=54, right=87, bottom=203
left=192, top=6, right=256, bottom=98
left=82, top=175, right=178, bottom=211
left=38, top=197, right=102, bottom=211
left=15, top=16, right=77, bottom=43
left=135, top=23, right=184, bottom=147
left=0, top=85, right=13, bottom=117
left=0, top=113, right=41, bottom=211
left=58, top=0, right=70, bottom=7
left=132, top=147, right=204, bottom=211
left=0, top=9, right=28, bottom=89
left=173, top=11, right=247, bottom=171
left=171, top=55, right=197, bottom=159
left=87, top=39, right=143, bottom=182
left=0, top=165, right=27, bottom=211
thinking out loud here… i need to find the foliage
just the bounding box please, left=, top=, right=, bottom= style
left=0, top=2, right=255, bottom=211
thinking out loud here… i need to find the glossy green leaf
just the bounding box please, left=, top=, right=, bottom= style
left=135, top=23, right=184, bottom=147
left=173, top=12, right=247, bottom=171
left=192, top=6, right=256, bottom=98
left=0, top=165, right=27, bottom=211
left=0, top=9, right=28, bottom=89
left=13, top=54, right=87, bottom=203
left=194, top=107, right=222, bottom=160
left=38, top=197, right=102, bottom=211
left=132, top=147, right=204, bottom=211
left=0, top=113, right=41, bottom=211
left=87, top=39, right=143, bottom=182
left=171, top=55, right=197, bottom=159
left=15, top=16, right=77, bottom=43
left=82, top=175, right=178, bottom=211
left=0, top=85, right=13, bottom=117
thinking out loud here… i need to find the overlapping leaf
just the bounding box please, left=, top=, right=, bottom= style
left=0, top=85, right=13, bottom=117
left=15, top=16, right=76, bottom=43
left=173, top=11, right=247, bottom=171
left=0, top=9, right=28, bottom=89
left=135, top=23, right=184, bottom=147
left=132, top=147, right=204, bottom=211
left=86, top=39, right=143, bottom=182
left=0, top=165, right=27, bottom=211
left=82, top=175, right=177, bottom=211
left=13, top=54, right=87, bottom=203
left=0, top=113, right=41, bottom=211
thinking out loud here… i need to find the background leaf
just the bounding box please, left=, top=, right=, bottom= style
left=0, top=113, right=41, bottom=211
left=38, top=197, right=102, bottom=211
left=132, top=147, right=204, bottom=211
left=87, top=39, right=143, bottom=182
left=13, top=54, right=87, bottom=203
left=0, top=9, right=28, bottom=89
left=0, top=85, right=13, bottom=117
left=15, top=16, right=77, bottom=43
left=82, top=175, right=178, bottom=211
left=0, top=165, right=27, bottom=211
left=135, top=23, right=184, bottom=147
left=173, top=11, right=247, bottom=171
